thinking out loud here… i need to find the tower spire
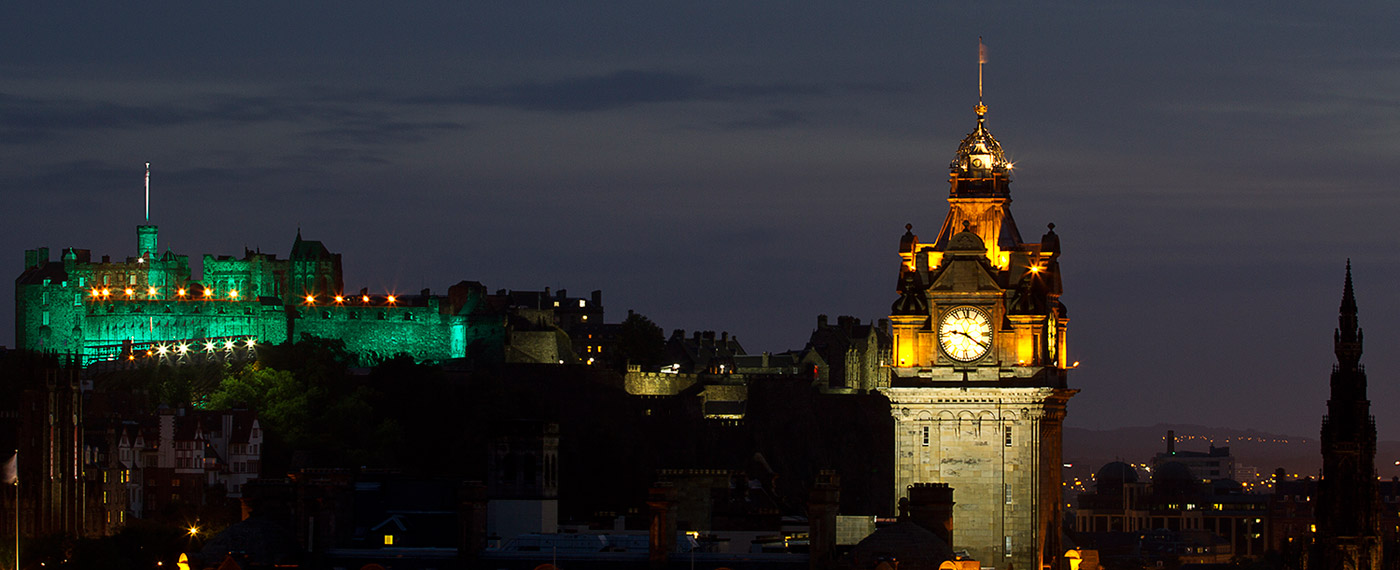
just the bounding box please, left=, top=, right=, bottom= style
left=1335, top=259, right=1362, bottom=369
left=1341, top=259, right=1356, bottom=315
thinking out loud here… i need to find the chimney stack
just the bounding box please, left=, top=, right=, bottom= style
left=808, top=471, right=841, bottom=570
left=907, top=483, right=955, bottom=547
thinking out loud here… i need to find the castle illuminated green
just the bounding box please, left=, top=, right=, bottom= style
left=17, top=225, right=505, bottom=365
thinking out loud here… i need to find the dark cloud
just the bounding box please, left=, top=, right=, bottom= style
left=408, top=70, right=898, bottom=113
left=713, top=109, right=808, bottom=131
left=303, top=120, right=472, bottom=145
left=0, top=90, right=416, bottom=145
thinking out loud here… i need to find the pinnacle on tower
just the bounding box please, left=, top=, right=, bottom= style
left=1335, top=260, right=1363, bottom=368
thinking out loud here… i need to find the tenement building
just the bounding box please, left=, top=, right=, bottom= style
left=1314, top=263, right=1382, bottom=570
left=884, top=95, right=1075, bottom=569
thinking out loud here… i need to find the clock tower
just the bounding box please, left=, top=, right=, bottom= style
left=885, top=93, right=1075, bottom=569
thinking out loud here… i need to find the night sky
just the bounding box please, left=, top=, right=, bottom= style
left=5, top=3, right=1400, bottom=439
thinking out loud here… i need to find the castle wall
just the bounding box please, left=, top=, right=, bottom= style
left=80, top=300, right=288, bottom=357
left=624, top=371, right=698, bottom=396
left=292, top=301, right=461, bottom=363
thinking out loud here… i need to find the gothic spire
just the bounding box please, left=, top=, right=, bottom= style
left=1335, top=260, right=1363, bottom=368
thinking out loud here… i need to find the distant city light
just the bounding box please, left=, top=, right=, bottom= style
left=334, top=295, right=344, bottom=303
left=386, top=295, right=397, bottom=304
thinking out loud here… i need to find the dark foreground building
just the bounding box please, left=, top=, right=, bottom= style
left=1314, top=263, right=1382, bottom=570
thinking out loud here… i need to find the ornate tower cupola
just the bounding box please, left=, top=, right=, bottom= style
left=950, top=103, right=1012, bottom=196
left=930, top=100, right=1024, bottom=270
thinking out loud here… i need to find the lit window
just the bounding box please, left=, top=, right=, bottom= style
left=579, top=299, right=586, bottom=308
left=384, top=535, right=394, bottom=546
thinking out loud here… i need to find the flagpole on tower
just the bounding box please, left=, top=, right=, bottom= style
left=977, top=37, right=989, bottom=112
left=144, top=163, right=150, bottom=222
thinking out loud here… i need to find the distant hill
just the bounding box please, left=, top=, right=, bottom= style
left=1064, top=423, right=1400, bottom=481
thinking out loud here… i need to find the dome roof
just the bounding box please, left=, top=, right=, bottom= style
left=950, top=108, right=1010, bottom=174
left=1152, top=461, right=1201, bottom=497
left=1095, top=461, right=1139, bottom=489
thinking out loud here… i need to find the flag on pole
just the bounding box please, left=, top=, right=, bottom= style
left=2, top=452, right=16, bottom=485
left=978, top=37, right=988, bottom=64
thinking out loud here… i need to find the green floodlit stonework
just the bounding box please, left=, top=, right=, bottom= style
left=16, top=226, right=504, bottom=365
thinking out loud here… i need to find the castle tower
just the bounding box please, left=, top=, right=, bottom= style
left=884, top=88, right=1075, bottom=569
left=1314, top=262, right=1382, bottom=570
left=137, top=225, right=158, bottom=260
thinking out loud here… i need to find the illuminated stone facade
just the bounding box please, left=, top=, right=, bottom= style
left=16, top=226, right=511, bottom=365
left=884, top=102, right=1075, bottom=569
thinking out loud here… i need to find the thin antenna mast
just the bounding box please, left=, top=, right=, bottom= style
left=144, top=162, right=150, bottom=221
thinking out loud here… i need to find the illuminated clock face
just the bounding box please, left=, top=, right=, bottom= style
left=938, top=306, right=992, bottom=362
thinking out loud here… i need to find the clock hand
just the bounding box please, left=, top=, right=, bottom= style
left=952, top=330, right=990, bottom=348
